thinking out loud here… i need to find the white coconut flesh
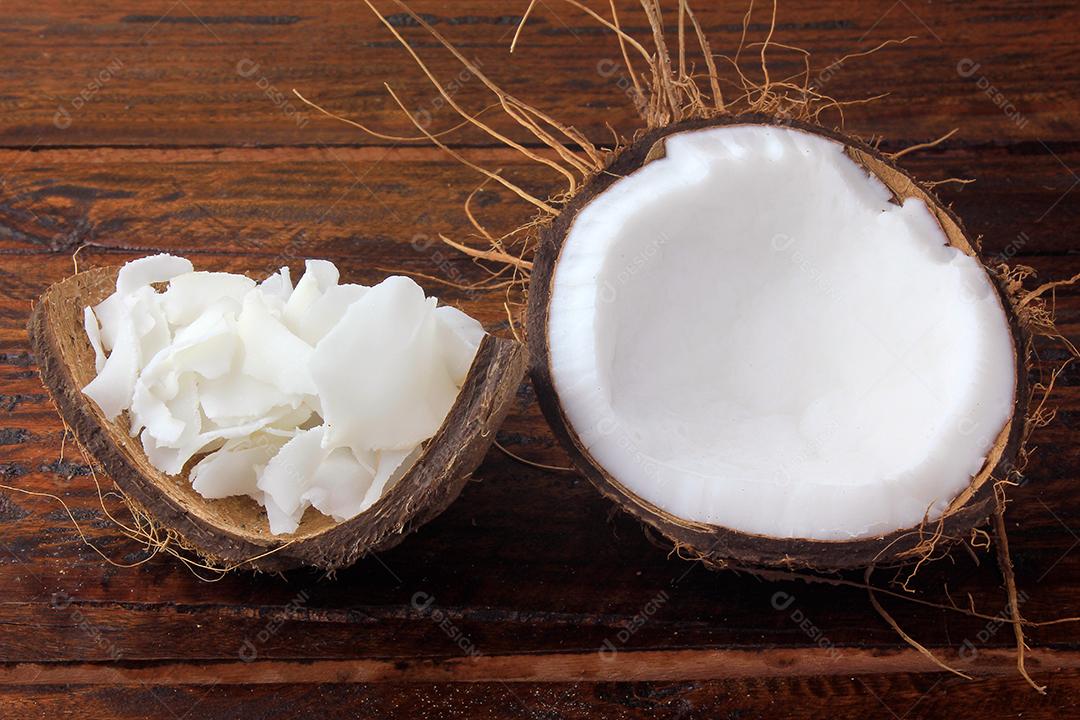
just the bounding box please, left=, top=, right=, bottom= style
left=81, top=254, right=484, bottom=535
left=546, top=125, right=1017, bottom=541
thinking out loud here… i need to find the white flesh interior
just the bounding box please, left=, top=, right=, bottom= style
left=547, top=125, right=1016, bottom=540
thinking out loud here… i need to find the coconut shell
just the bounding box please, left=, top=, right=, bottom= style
left=29, top=266, right=527, bottom=571
left=527, top=115, right=1030, bottom=570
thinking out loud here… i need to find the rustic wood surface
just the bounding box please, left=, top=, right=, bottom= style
left=1, top=1, right=1079, bottom=717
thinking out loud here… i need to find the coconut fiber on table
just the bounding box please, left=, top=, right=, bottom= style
left=1, top=1, right=1080, bottom=718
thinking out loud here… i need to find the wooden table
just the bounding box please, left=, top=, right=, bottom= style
left=1, top=1, right=1079, bottom=717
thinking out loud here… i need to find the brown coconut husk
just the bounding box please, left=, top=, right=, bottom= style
left=26, top=265, right=527, bottom=572
left=305, top=0, right=1080, bottom=690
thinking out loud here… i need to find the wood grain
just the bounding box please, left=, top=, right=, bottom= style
left=1, top=0, right=1079, bottom=717
left=1, top=1, right=1078, bottom=147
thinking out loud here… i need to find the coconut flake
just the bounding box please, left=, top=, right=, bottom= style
left=132, top=288, right=172, bottom=365
left=161, top=271, right=254, bottom=326
left=237, top=290, right=317, bottom=397
left=82, top=307, right=141, bottom=420
left=199, top=373, right=296, bottom=423
left=83, top=306, right=106, bottom=373
left=258, top=266, right=293, bottom=305
left=304, top=447, right=377, bottom=522
left=130, top=328, right=236, bottom=444
left=191, top=435, right=286, bottom=500
left=115, top=253, right=193, bottom=297
left=312, top=276, right=462, bottom=451
left=293, top=284, right=369, bottom=346
left=283, top=259, right=340, bottom=332
left=361, top=445, right=421, bottom=511
left=256, top=425, right=329, bottom=533
left=137, top=375, right=203, bottom=474
left=434, top=305, right=485, bottom=384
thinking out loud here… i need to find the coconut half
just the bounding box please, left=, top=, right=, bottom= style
left=529, top=117, right=1027, bottom=569
left=29, top=266, right=526, bottom=571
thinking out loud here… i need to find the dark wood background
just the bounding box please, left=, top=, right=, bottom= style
left=1, top=1, right=1079, bottom=717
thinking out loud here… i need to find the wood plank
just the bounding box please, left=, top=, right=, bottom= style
left=1, top=648, right=1079, bottom=684
left=2, top=1, right=1078, bottom=148
left=3, top=672, right=1078, bottom=720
